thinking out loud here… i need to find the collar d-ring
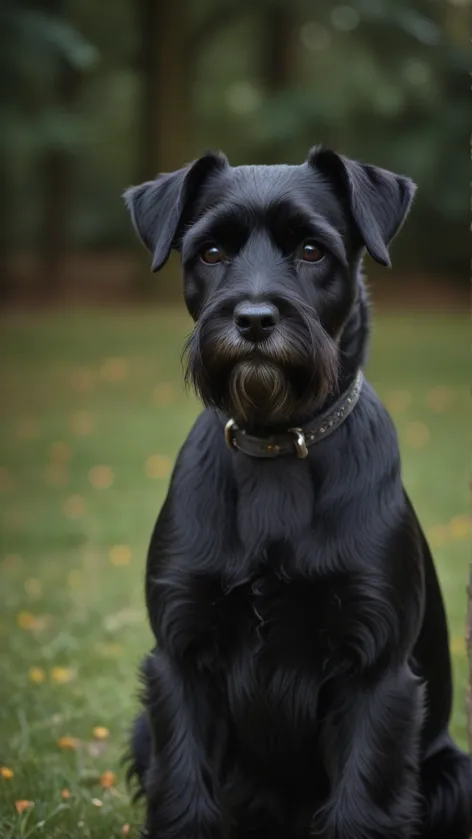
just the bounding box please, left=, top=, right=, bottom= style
left=224, top=418, right=238, bottom=450
left=288, top=427, right=309, bottom=458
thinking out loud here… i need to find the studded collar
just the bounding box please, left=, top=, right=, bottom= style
left=223, top=370, right=364, bottom=459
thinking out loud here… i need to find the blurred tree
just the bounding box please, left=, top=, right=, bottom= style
left=229, top=0, right=468, bottom=276
left=131, top=0, right=193, bottom=296
left=257, top=0, right=300, bottom=164
left=39, top=0, right=82, bottom=297
left=0, top=0, right=468, bottom=301
left=0, top=0, right=98, bottom=298
left=0, top=2, right=16, bottom=300
left=138, top=0, right=192, bottom=181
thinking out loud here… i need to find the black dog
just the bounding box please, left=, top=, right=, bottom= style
left=124, top=148, right=472, bottom=838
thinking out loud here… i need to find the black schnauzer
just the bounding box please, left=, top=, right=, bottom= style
left=124, top=148, right=472, bottom=838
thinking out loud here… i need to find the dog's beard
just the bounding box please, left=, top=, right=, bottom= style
left=184, top=303, right=340, bottom=427
left=229, top=360, right=291, bottom=424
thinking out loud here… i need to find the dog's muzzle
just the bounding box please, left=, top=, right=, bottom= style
left=224, top=370, right=364, bottom=459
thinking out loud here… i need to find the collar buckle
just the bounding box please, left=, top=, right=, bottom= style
left=288, top=427, right=309, bottom=459
left=224, top=418, right=238, bottom=450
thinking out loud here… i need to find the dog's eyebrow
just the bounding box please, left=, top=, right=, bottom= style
left=303, top=213, right=347, bottom=267
left=181, top=203, right=249, bottom=260
left=267, top=200, right=348, bottom=267
left=181, top=198, right=348, bottom=267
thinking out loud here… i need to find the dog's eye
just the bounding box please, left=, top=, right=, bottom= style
left=301, top=241, right=324, bottom=263
left=200, top=245, right=224, bottom=265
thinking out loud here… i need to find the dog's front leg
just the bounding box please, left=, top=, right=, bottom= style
left=318, top=664, right=423, bottom=839
left=142, top=649, right=228, bottom=839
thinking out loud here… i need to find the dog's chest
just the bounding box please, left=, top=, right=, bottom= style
left=216, top=569, right=334, bottom=660
left=226, top=459, right=328, bottom=658
left=234, top=455, right=315, bottom=548
left=214, top=571, right=334, bottom=759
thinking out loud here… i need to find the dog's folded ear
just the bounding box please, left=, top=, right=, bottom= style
left=124, top=151, right=228, bottom=272
left=308, top=147, right=416, bottom=267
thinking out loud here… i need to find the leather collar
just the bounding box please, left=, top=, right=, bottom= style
left=223, top=370, right=364, bottom=459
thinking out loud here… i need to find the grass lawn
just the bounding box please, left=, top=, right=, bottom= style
left=0, top=306, right=469, bottom=838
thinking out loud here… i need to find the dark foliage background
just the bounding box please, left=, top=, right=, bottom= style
left=0, top=0, right=468, bottom=299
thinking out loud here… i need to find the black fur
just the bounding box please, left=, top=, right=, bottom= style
left=124, top=148, right=472, bottom=838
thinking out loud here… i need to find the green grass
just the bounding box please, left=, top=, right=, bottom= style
left=0, top=307, right=469, bottom=837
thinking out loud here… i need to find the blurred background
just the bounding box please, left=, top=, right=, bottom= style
left=0, top=2, right=469, bottom=837
left=0, top=0, right=469, bottom=302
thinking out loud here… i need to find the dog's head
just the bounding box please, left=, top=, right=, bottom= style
left=125, top=148, right=415, bottom=427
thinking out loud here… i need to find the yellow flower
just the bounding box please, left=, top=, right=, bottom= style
left=385, top=390, right=411, bottom=415
left=93, top=726, right=110, bottom=740
left=57, top=736, right=80, bottom=750
left=17, top=610, right=36, bottom=630
left=61, top=788, right=72, bottom=800
left=96, top=642, right=123, bottom=658
left=3, top=553, right=22, bottom=570
left=24, top=578, right=43, bottom=599
left=62, top=495, right=85, bottom=518
left=50, top=441, right=72, bottom=462
left=0, top=467, right=13, bottom=492
left=449, top=515, right=471, bottom=541
left=69, top=410, right=93, bottom=436
left=29, top=666, right=46, bottom=684
left=67, top=569, right=83, bottom=589
left=50, top=667, right=75, bottom=684
left=71, top=367, right=94, bottom=393
left=404, top=421, right=430, bottom=449
left=450, top=636, right=465, bottom=655
left=145, top=454, right=172, bottom=480
left=100, top=357, right=128, bottom=382
left=109, top=545, right=132, bottom=566
left=427, top=524, right=449, bottom=550
left=152, top=383, right=175, bottom=406
left=88, top=465, right=114, bottom=489
left=15, top=800, right=34, bottom=814
left=1, top=767, right=14, bottom=780
left=99, top=770, right=116, bottom=789
left=17, top=611, right=43, bottom=631
left=427, top=387, right=453, bottom=413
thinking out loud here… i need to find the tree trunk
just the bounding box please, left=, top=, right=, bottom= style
left=39, top=58, right=81, bottom=300
left=0, top=147, right=14, bottom=304
left=138, top=0, right=192, bottom=181
left=0, top=3, right=21, bottom=303
left=36, top=0, right=82, bottom=300
left=467, top=564, right=472, bottom=754
left=258, top=1, right=299, bottom=164
left=135, top=0, right=193, bottom=298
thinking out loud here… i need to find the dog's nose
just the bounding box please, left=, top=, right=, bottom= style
left=234, top=302, right=280, bottom=342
